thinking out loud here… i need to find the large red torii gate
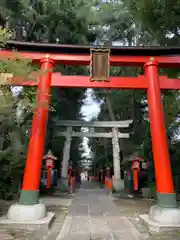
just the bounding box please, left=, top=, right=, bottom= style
left=3, top=41, right=180, bottom=228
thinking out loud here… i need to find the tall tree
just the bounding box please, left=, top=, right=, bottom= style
left=87, top=0, right=180, bottom=189
left=0, top=0, right=97, bottom=197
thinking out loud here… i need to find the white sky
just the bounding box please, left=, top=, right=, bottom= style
left=80, top=88, right=101, bottom=121
left=11, top=86, right=23, bottom=96
left=80, top=88, right=102, bottom=160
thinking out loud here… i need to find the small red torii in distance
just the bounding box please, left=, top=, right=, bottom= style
left=1, top=41, right=179, bottom=210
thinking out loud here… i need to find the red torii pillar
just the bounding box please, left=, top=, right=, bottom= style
left=19, top=57, right=55, bottom=205
left=145, top=59, right=176, bottom=208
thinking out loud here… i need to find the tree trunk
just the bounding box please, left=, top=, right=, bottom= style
left=61, top=126, right=72, bottom=179
left=132, top=92, right=138, bottom=133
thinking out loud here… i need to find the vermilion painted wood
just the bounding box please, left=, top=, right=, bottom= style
left=1, top=50, right=180, bottom=67
left=9, top=74, right=180, bottom=90
left=145, top=60, right=174, bottom=194
left=21, top=58, right=55, bottom=191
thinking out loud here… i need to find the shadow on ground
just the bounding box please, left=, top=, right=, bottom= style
left=114, top=197, right=180, bottom=240
left=114, top=198, right=154, bottom=217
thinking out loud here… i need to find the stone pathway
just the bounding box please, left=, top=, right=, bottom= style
left=1, top=182, right=180, bottom=239
left=56, top=181, right=139, bottom=240
left=114, top=196, right=180, bottom=240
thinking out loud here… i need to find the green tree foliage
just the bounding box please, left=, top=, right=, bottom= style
left=0, top=28, right=36, bottom=199
left=86, top=1, right=180, bottom=189
left=0, top=0, right=97, bottom=198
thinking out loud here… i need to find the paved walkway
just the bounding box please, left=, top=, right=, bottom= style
left=56, top=181, right=139, bottom=240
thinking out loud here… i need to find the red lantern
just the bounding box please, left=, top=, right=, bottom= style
left=68, top=166, right=72, bottom=176
left=43, top=150, right=57, bottom=189
left=131, top=160, right=140, bottom=169
left=68, top=166, right=75, bottom=190
left=131, top=158, right=141, bottom=191
left=106, top=167, right=110, bottom=178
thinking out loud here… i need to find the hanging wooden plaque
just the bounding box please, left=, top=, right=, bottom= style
left=90, top=48, right=110, bottom=81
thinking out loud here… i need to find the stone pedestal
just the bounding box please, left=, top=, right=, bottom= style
left=112, top=179, right=124, bottom=192
left=8, top=203, right=46, bottom=221
left=141, top=188, right=150, bottom=198
left=139, top=204, right=180, bottom=232
left=0, top=203, right=55, bottom=233
left=58, top=178, right=69, bottom=192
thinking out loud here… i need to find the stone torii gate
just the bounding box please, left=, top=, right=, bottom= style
left=56, top=120, right=132, bottom=191
left=1, top=41, right=180, bottom=231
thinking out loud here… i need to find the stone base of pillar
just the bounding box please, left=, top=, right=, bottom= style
left=58, top=178, right=69, bottom=192
left=0, top=203, right=55, bottom=233
left=112, top=178, right=124, bottom=192
left=139, top=204, right=180, bottom=232
left=8, top=203, right=47, bottom=221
